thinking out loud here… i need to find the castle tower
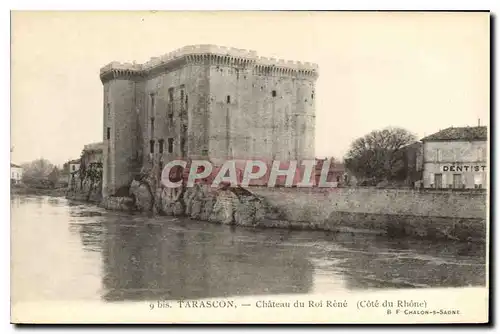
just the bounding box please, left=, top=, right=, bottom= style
left=100, top=65, right=143, bottom=197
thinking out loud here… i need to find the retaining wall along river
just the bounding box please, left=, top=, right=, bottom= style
left=96, top=180, right=487, bottom=242
left=248, top=187, right=487, bottom=241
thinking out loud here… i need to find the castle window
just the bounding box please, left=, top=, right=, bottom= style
left=226, top=95, right=231, bottom=104
left=180, top=85, right=185, bottom=103
left=107, top=103, right=111, bottom=118
left=272, top=90, right=277, bottom=97
left=168, top=88, right=174, bottom=102
left=150, top=93, right=156, bottom=116
left=159, top=139, right=164, bottom=154
left=311, top=91, right=315, bottom=99
left=167, top=104, right=173, bottom=121
left=106, top=127, right=111, bottom=140
left=150, top=140, right=155, bottom=154
left=150, top=117, right=155, bottom=138
left=168, top=138, right=174, bottom=153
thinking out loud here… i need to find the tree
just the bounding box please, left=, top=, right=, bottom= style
left=48, top=167, right=61, bottom=188
left=344, top=127, right=416, bottom=184
left=22, top=158, right=55, bottom=181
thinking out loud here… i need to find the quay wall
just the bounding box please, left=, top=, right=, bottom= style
left=249, top=187, right=486, bottom=220
left=248, top=187, right=487, bottom=242
left=101, top=179, right=487, bottom=242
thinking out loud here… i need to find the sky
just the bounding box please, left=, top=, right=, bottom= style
left=10, top=11, right=490, bottom=166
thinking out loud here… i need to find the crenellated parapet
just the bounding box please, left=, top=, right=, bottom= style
left=100, top=44, right=319, bottom=83
left=99, top=61, right=145, bottom=83
left=253, top=57, right=318, bottom=80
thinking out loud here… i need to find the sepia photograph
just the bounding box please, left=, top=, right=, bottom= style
left=9, top=10, right=490, bottom=324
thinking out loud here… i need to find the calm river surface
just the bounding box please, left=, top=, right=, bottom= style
left=11, top=195, right=486, bottom=304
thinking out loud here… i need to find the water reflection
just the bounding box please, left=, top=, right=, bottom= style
left=12, top=195, right=486, bottom=305
left=323, top=235, right=486, bottom=290
left=99, top=219, right=315, bottom=301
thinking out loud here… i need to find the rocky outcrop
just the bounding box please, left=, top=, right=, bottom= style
left=129, top=166, right=158, bottom=213
left=207, top=186, right=270, bottom=226
left=130, top=180, right=154, bottom=212
left=233, top=188, right=269, bottom=226
left=126, top=176, right=272, bottom=226
left=101, top=196, right=135, bottom=212
left=185, top=184, right=216, bottom=221
left=209, top=188, right=238, bottom=225
left=156, top=186, right=185, bottom=216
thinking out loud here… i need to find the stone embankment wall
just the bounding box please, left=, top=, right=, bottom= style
left=249, top=187, right=486, bottom=219
left=249, top=187, right=487, bottom=242
left=102, top=168, right=487, bottom=242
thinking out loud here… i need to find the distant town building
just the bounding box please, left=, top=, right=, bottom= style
left=68, top=142, right=104, bottom=190
left=67, top=159, right=81, bottom=187
left=68, top=159, right=80, bottom=173
left=10, top=163, right=23, bottom=185
left=100, top=45, right=318, bottom=197
left=421, top=126, right=487, bottom=189
left=82, top=142, right=104, bottom=166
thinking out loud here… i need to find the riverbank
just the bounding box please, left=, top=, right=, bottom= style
left=11, top=186, right=67, bottom=197
left=12, top=194, right=487, bottom=324
left=99, top=183, right=487, bottom=243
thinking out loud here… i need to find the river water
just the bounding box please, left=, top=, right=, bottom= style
left=11, top=195, right=486, bottom=305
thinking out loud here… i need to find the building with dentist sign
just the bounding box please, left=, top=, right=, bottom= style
left=421, top=125, right=488, bottom=189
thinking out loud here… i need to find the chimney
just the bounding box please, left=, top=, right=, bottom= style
left=478, top=118, right=481, bottom=127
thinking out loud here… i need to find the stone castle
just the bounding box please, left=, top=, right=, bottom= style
left=100, top=45, right=319, bottom=197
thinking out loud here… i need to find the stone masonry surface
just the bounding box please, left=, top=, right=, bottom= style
left=100, top=45, right=318, bottom=196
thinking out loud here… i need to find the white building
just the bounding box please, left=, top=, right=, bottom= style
left=10, top=163, right=23, bottom=184
left=68, top=159, right=81, bottom=186
left=421, top=126, right=487, bottom=189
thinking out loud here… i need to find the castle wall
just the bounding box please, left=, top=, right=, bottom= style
left=101, top=45, right=319, bottom=195
left=187, top=62, right=211, bottom=159
left=207, top=60, right=317, bottom=162
left=133, top=60, right=211, bottom=181
left=208, top=61, right=256, bottom=161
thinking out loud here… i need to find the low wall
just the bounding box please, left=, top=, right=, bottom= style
left=102, top=180, right=487, bottom=242
left=250, top=187, right=486, bottom=220
left=250, top=187, right=487, bottom=242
